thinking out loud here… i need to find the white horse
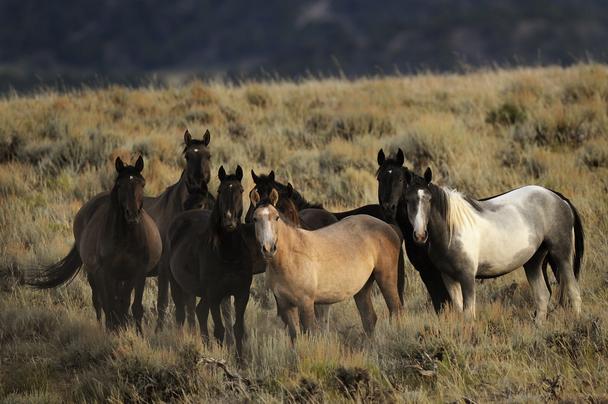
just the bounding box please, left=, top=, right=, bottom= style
left=403, top=167, right=583, bottom=322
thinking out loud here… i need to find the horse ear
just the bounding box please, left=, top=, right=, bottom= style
left=251, top=169, right=259, bottom=183
left=269, top=170, right=275, bottom=182
left=250, top=189, right=261, bottom=206
left=396, top=148, right=405, bottom=166
left=286, top=182, right=294, bottom=197
left=134, top=155, right=144, bottom=173
left=202, top=129, right=211, bottom=146
left=269, top=188, right=279, bottom=206
left=235, top=165, right=243, bottom=181
left=184, top=129, right=192, bottom=146
left=377, top=149, right=385, bottom=166
left=404, top=167, right=412, bottom=184
left=424, top=167, right=433, bottom=184
left=115, top=156, right=125, bottom=173
left=218, top=165, right=226, bottom=182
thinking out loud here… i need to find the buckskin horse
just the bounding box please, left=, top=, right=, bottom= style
left=251, top=188, right=402, bottom=340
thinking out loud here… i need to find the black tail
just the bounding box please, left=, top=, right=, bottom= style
left=549, top=189, right=585, bottom=281
left=397, top=248, right=406, bottom=305
left=27, top=244, right=83, bottom=289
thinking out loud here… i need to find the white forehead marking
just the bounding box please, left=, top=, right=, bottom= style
left=418, top=189, right=424, bottom=198
left=193, top=148, right=199, bottom=152
left=387, top=169, right=392, bottom=174
left=129, top=175, right=134, bottom=180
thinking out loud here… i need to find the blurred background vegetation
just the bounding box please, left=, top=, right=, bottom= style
left=2, top=0, right=608, bottom=93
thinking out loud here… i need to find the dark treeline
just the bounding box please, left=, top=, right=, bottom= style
left=1, top=0, right=607, bottom=92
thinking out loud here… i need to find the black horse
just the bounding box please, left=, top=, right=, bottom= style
left=168, top=165, right=253, bottom=359
left=376, top=148, right=453, bottom=312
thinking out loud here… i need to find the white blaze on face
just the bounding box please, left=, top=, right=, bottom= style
left=413, top=189, right=428, bottom=237
left=255, top=207, right=276, bottom=252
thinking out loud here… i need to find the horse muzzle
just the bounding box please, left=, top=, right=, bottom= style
left=413, top=230, right=428, bottom=244
left=124, top=208, right=142, bottom=224
left=261, top=244, right=277, bottom=260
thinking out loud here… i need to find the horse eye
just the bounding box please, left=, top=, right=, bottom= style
left=275, top=216, right=279, bottom=221
left=253, top=218, right=257, bottom=222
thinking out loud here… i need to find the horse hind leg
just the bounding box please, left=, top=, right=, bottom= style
left=87, top=272, right=103, bottom=322
left=548, top=244, right=581, bottom=316
left=354, top=279, right=377, bottom=337
left=523, top=248, right=551, bottom=325
left=373, top=263, right=403, bottom=317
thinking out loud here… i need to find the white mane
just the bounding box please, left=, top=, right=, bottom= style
left=443, top=187, right=481, bottom=245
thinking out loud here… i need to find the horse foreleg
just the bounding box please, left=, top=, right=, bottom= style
left=278, top=298, right=299, bottom=342
left=210, top=301, right=225, bottom=345
left=233, top=292, right=250, bottom=362
left=314, top=304, right=331, bottom=332
left=186, top=294, right=197, bottom=331
left=220, top=297, right=235, bottom=347
left=169, top=273, right=187, bottom=328
left=298, top=299, right=318, bottom=335
left=155, top=261, right=169, bottom=332
left=132, top=274, right=146, bottom=335
left=441, top=273, right=463, bottom=312
left=459, top=273, right=476, bottom=320
left=196, top=297, right=211, bottom=344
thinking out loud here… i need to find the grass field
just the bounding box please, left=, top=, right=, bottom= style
left=1, top=64, right=608, bottom=403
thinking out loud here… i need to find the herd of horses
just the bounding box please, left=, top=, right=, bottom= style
left=28, top=130, right=584, bottom=359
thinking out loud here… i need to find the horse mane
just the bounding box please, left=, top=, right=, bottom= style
left=274, top=180, right=322, bottom=210
left=276, top=197, right=301, bottom=227
left=432, top=185, right=482, bottom=245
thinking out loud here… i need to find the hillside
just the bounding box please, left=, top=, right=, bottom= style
left=2, top=0, right=608, bottom=92
left=0, top=65, right=607, bottom=402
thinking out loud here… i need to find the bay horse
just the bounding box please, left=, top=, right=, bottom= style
left=251, top=189, right=403, bottom=340
left=168, top=165, right=253, bottom=359
left=376, top=148, right=452, bottom=312
left=402, top=167, right=583, bottom=322
left=144, top=129, right=215, bottom=331
left=27, top=156, right=162, bottom=332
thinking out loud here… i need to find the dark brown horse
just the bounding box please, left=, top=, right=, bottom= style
left=144, top=129, right=215, bottom=331
left=27, top=156, right=162, bottom=332
left=168, top=166, right=253, bottom=359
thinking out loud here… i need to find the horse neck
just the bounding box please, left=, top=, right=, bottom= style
left=426, top=185, right=450, bottom=248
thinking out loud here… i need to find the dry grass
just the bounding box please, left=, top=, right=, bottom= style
left=1, top=64, right=608, bottom=402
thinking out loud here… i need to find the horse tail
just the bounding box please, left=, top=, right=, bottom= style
left=549, top=189, right=585, bottom=281
left=397, top=248, right=406, bottom=305
left=26, top=244, right=83, bottom=289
